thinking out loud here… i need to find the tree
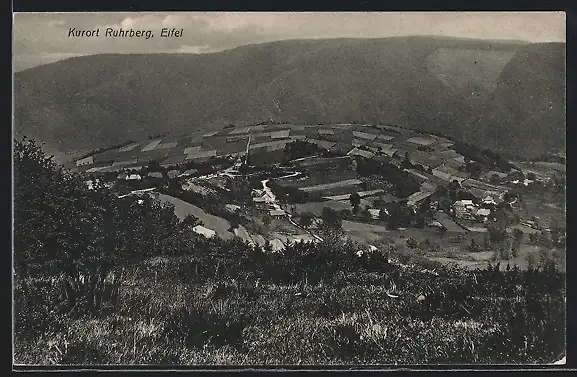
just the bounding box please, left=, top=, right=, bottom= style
left=338, top=209, right=353, bottom=221
left=437, top=226, right=448, bottom=237
left=549, top=219, right=561, bottom=246
left=465, top=161, right=483, bottom=179
left=539, top=247, right=552, bottom=268
left=148, top=160, right=163, bottom=173
left=14, top=138, right=187, bottom=315
left=491, top=248, right=500, bottom=262
left=321, top=207, right=342, bottom=230
left=414, top=215, right=426, bottom=228
left=349, top=192, right=361, bottom=209
left=360, top=207, right=372, bottom=221
left=483, top=234, right=491, bottom=250
left=487, top=206, right=509, bottom=244
left=499, top=240, right=511, bottom=260
left=540, top=230, right=553, bottom=249
left=511, top=241, right=520, bottom=258
left=386, top=202, right=413, bottom=230
left=528, top=232, right=537, bottom=245
left=262, top=215, right=272, bottom=227
left=512, top=228, right=524, bottom=257
left=181, top=214, right=201, bottom=228
left=372, top=197, right=385, bottom=207
left=299, top=212, right=314, bottom=228
left=468, top=238, right=481, bottom=253
left=437, top=197, right=453, bottom=213
left=406, top=238, right=418, bottom=249
left=525, top=252, right=537, bottom=270
left=379, top=208, right=389, bottom=222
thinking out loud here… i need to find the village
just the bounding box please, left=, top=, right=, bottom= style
left=73, top=122, right=566, bottom=269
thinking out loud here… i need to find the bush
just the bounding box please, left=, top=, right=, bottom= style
left=406, top=238, right=419, bottom=249
left=298, top=212, right=314, bottom=228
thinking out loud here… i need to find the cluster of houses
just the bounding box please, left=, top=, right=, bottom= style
left=483, top=168, right=555, bottom=187
left=83, top=178, right=113, bottom=190
left=452, top=195, right=496, bottom=222
left=252, top=187, right=287, bottom=218
left=117, top=173, right=143, bottom=181
left=115, top=168, right=200, bottom=182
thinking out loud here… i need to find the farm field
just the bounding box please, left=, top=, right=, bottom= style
left=74, top=124, right=469, bottom=179
left=281, top=171, right=358, bottom=189
left=319, top=186, right=363, bottom=197
left=435, top=212, right=467, bottom=233
left=300, top=178, right=363, bottom=193
left=342, top=220, right=390, bottom=233
left=513, top=191, right=566, bottom=228
left=292, top=200, right=353, bottom=216
left=516, top=161, right=566, bottom=175
left=182, top=181, right=217, bottom=196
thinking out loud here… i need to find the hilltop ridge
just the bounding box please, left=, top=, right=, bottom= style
left=13, top=37, right=565, bottom=159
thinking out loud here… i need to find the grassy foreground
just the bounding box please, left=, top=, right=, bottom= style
left=14, top=246, right=565, bottom=365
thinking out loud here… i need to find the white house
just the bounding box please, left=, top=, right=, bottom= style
left=84, top=179, right=100, bottom=190
left=117, top=173, right=142, bottom=181
left=453, top=200, right=477, bottom=220
left=179, top=169, right=198, bottom=177
left=147, top=172, right=163, bottom=179
left=193, top=225, right=216, bottom=238
left=482, top=196, right=497, bottom=206
left=167, top=170, right=180, bottom=179
left=226, top=204, right=241, bottom=213
left=476, top=208, right=491, bottom=222
left=523, top=179, right=534, bottom=186
left=270, top=209, right=286, bottom=218
left=368, top=208, right=381, bottom=220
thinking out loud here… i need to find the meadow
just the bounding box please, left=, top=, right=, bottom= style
left=14, top=237, right=566, bottom=365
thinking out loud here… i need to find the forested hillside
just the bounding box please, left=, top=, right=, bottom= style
left=14, top=37, right=565, bottom=159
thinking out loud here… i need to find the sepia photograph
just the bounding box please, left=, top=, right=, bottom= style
left=12, top=11, right=566, bottom=367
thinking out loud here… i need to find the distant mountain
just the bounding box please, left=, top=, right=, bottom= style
left=463, top=42, right=566, bottom=158
left=13, top=37, right=565, bottom=159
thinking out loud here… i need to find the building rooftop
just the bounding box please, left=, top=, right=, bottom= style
left=270, top=209, right=286, bottom=216
left=348, top=147, right=375, bottom=159
left=476, top=208, right=491, bottom=216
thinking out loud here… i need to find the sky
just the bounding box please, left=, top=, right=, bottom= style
left=13, top=12, right=566, bottom=72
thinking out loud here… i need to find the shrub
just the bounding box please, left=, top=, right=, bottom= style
left=406, top=238, right=419, bottom=249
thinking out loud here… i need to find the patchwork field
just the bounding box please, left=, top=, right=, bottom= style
left=74, top=124, right=476, bottom=179
left=300, top=178, right=363, bottom=193
left=293, top=200, right=353, bottom=216
left=71, top=122, right=565, bottom=277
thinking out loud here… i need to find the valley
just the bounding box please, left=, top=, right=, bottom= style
left=73, top=122, right=566, bottom=271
